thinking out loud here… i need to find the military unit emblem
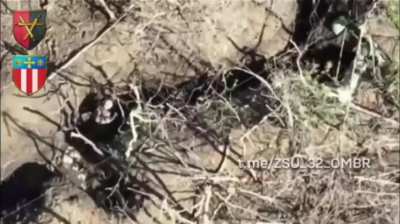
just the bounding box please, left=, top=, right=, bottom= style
left=10, top=3, right=48, bottom=95
left=12, top=55, right=47, bottom=95
left=13, top=10, right=47, bottom=50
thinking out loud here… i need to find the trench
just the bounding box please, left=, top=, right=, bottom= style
left=0, top=163, right=57, bottom=223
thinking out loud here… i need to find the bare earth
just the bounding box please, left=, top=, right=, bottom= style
left=1, top=0, right=399, bottom=224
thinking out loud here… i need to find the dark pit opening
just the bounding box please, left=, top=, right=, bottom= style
left=0, top=163, right=57, bottom=223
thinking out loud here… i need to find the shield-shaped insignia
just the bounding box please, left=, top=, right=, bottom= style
left=12, top=55, right=48, bottom=95
left=13, top=10, right=47, bottom=50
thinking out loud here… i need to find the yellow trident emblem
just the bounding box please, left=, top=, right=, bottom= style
left=17, top=15, right=44, bottom=40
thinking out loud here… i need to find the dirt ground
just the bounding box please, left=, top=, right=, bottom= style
left=0, top=0, right=295, bottom=178
left=1, top=0, right=399, bottom=224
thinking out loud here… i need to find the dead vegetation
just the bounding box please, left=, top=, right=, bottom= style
left=0, top=0, right=399, bottom=223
